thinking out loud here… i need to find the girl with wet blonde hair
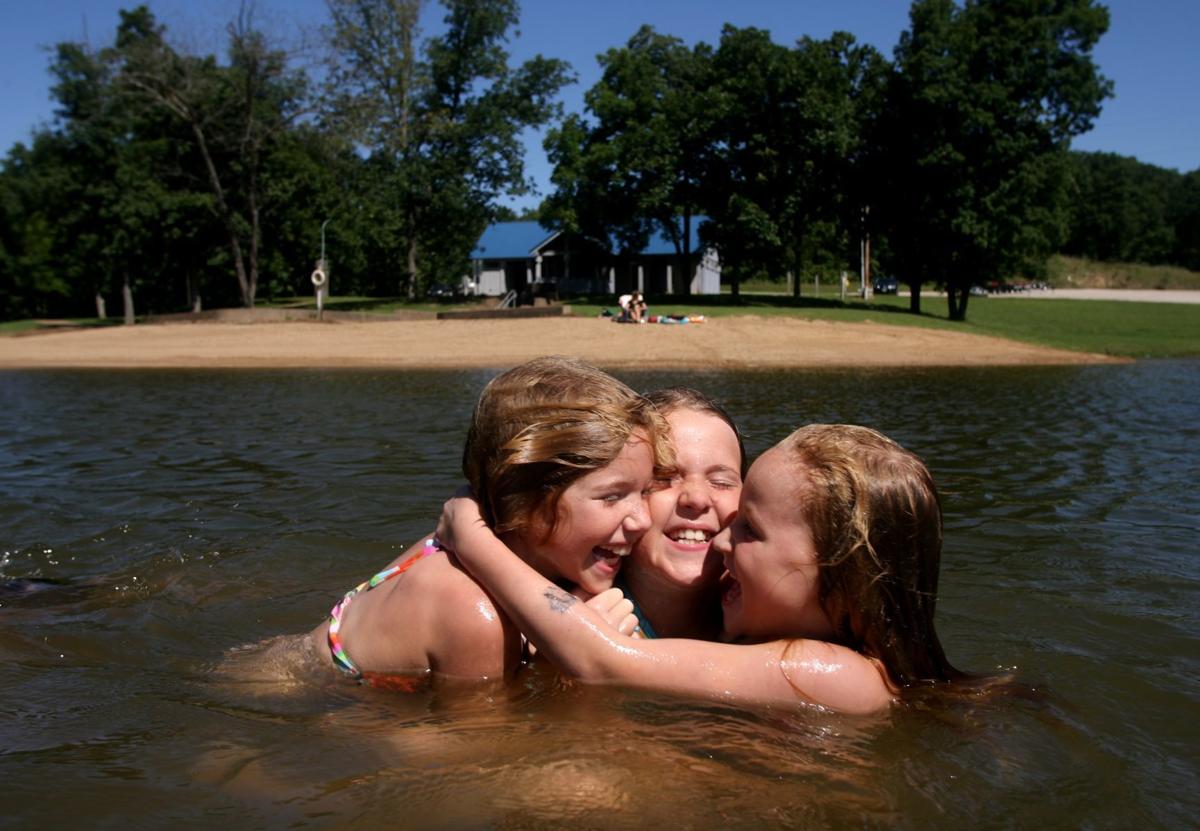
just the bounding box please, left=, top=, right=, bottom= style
left=306, top=356, right=671, bottom=687
left=438, top=423, right=967, bottom=714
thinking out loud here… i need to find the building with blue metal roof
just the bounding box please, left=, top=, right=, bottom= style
left=467, top=218, right=720, bottom=298
left=469, top=221, right=559, bottom=260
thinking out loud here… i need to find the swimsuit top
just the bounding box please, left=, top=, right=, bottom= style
left=327, top=537, right=441, bottom=682
left=614, top=574, right=658, bottom=639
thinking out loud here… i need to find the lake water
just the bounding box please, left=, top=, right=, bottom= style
left=1, top=362, right=1197, bottom=828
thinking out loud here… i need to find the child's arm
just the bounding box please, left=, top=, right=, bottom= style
left=437, top=494, right=893, bottom=714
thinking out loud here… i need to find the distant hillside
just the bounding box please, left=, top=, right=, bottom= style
left=1046, top=255, right=1200, bottom=291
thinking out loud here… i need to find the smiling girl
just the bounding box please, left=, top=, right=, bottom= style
left=306, top=357, right=670, bottom=687
left=618, top=388, right=745, bottom=640
left=437, top=423, right=967, bottom=714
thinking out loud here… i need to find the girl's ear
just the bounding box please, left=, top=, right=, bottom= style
left=529, top=496, right=562, bottom=545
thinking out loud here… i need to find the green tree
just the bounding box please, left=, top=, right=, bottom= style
left=1170, top=169, right=1200, bottom=272
left=31, top=37, right=210, bottom=321
left=1065, top=151, right=1178, bottom=264
left=704, top=27, right=885, bottom=298
left=544, top=26, right=714, bottom=294
left=880, top=0, right=1111, bottom=320
left=110, top=4, right=310, bottom=308
left=0, top=139, right=71, bottom=319
left=702, top=26, right=791, bottom=297
left=324, top=0, right=569, bottom=297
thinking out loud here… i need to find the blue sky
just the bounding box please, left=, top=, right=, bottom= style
left=2, top=0, right=1196, bottom=211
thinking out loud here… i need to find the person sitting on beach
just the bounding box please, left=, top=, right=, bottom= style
left=615, top=292, right=647, bottom=323
left=630, top=292, right=647, bottom=323
left=437, top=423, right=967, bottom=714
left=307, top=356, right=671, bottom=687
left=618, top=387, right=745, bottom=640
left=617, top=293, right=634, bottom=321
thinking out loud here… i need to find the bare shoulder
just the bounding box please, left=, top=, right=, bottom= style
left=778, top=639, right=895, bottom=715
left=408, top=552, right=517, bottom=679
left=402, top=548, right=496, bottom=609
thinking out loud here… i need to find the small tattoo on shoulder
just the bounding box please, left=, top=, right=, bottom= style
left=543, top=586, right=578, bottom=614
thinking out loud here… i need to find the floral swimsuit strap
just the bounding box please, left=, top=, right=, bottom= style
left=327, top=537, right=440, bottom=678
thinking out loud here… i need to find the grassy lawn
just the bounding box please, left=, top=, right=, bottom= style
left=573, top=291, right=1200, bottom=358
left=0, top=318, right=117, bottom=336
left=921, top=295, right=1200, bottom=358
left=0, top=320, right=46, bottom=335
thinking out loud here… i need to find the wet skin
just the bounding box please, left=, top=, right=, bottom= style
left=513, top=432, right=656, bottom=596
left=626, top=409, right=742, bottom=635
left=714, top=446, right=835, bottom=643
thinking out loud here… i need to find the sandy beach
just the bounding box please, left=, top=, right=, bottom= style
left=0, top=313, right=1122, bottom=370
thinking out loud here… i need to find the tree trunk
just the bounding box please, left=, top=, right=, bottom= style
left=228, top=229, right=252, bottom=307
left=405, top=231, right=419, bottom=300
left=185, top=271, right=202, bottom=312
left=247, top=163, right=260, bottom=308
left=960, top=288, right=970, bottom=320
left=189, top=121, right=254, bottom=308
left=95, top=292, right=107, bottom=320
left=947, top=285, right=969, bottom=321
left=122, top=278, right=135, bottom=325
left=792, top=251, right=803, bottom=299
left=909, top=282, right=921, bottom=314
left=678, top=211, right=693, bottom=298
left=405, top=206, right=420, bottom=300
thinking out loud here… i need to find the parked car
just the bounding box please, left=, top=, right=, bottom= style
left=969, top=285, right=988, bottom=297
left=426, top=281, right=459, bottom=299
left=873, top=276, right=899, bottom=294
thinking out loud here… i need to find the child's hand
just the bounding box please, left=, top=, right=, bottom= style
left=580, top=587, right=638, bottom=637
left=435, top=485, right=489, bottom=556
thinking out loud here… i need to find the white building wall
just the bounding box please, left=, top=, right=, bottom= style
left=475, top=266, right=506, bottom=296
left=692, top=248, right=721, bottom=294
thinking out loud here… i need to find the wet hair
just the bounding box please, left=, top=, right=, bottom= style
left=644, top=387, right=747, bottom=476
left=462, top=356, right=672, bottom=538
left=782, top=424, right=963, bottom=690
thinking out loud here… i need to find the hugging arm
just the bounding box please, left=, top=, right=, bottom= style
left=436, top=494, right=892, bottom=713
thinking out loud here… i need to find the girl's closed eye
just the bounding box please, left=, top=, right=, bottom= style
left=740, top=518, right=759, bottom=540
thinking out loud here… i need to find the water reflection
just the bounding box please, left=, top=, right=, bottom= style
left=1, top=362, right=1197, bottom=827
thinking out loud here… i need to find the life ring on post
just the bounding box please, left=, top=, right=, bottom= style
left=311, top=268, right=327, bottom=288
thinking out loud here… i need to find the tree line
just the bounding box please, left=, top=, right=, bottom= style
left=1064, top=152, right=1200, bottom=271
left=0, top=0, right=567, bottom=321
left=0, top=0, right=1191, bottom=324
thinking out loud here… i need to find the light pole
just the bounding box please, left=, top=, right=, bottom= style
left=312, top=218, right=332, bottom=320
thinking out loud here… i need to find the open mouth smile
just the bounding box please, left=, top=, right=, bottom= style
left=590, top=545, right=632, bottom=573
left=667, top=528, right=713, bottom=544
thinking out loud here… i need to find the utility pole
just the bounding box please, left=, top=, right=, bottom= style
left=861, top=205, right=873, bottom=299
left=311, top=218, right=332, bottom=320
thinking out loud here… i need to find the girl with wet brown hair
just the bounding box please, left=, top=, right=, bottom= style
left=439, top=423, right=967, bottom=714
left=306, top=357, right=671, bottom=687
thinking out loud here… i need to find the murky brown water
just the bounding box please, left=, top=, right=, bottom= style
left=1, top=362, right=1196, bottom=828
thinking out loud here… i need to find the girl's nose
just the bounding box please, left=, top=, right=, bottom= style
left=676, top=478, right=711, bottom=513
left=625, top=494, right=652, bottom=534
left=710, top=525, right=732, bottom=555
